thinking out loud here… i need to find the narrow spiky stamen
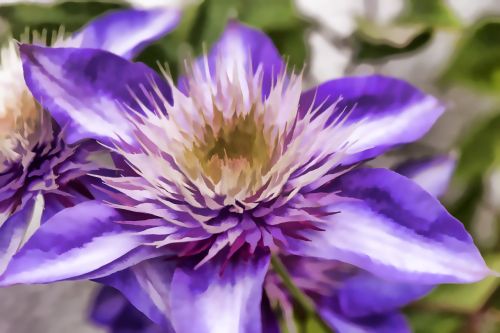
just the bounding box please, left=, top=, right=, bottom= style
left=100, top=52, right=365, bottom=261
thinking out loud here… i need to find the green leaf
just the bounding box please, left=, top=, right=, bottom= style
left=237, top=0, right=309, bottom=68
left=353, top=0, right=458, bottom=61
left=140, top=0, right=309, bottom=74
left=449, top=112, right=500, bottom=225
left=407, top=312, right=464, bottom=333
left=238, top=0, right=297, bottom=30
left=449, top=180, right=483, bottom=228
left=268, top=26, right=307, bottom=69
left=418, top=255, right=500, bottom=313
left=398, top=0, right=460, bottom=28
left=354, top=27, right=433, bottom=61
left=0, top=1, right=124, bottom=38
left=441, top=19, right=500, bottom=93
left=455, top=113, right=500, bottom=188
left=188, top=0, right=238, bottom=54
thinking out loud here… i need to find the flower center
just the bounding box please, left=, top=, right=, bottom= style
left=188, top=109, right=271, bottom=184
left=0, top=42, right=40, bottom=166
left=116, top=53, right=349, bottom=218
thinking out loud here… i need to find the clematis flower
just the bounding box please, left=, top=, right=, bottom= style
left=0, top=8, right=180, bottom=272
left=1, top=21, right=492, bottom=333
left=88, top=155, right=457, bottom=333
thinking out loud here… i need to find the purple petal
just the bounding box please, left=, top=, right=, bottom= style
left=90, top=286, right=129, bottom=326
left=187, top=21, right=283, bottom=98
left=67, top=8, right=180, bottom=59
left=319, top=307, right=410, bottom=333
left=288, top=168, right=490, bottom=283
left=0, top=201, right=156, bottom=285
left=20, top=44, right=171, bottom=145
left=337, top=271, right=432, bottom=318
left=170, top=255, right=270, bottom=333
left=0, top=193, right=42, bottom=274
left=99, top=255, right=270, bottom=333
left=280, top=255, right=431, bottom=318
left=96, top=260, right=177, bottom=329
left=299, top=76, right=444, bottom=164
left=90, top=286, right=164, bottom=333
left=262, top=293, right=280, bottom=333
left=395, top=155, right=456, bottom=198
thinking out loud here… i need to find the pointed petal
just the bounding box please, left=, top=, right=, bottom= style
left=395, top=155, right=456, bottom=198
left=184, top=21, right=283, bottom=98
left=0, top=201, right=156, bottom=285
left=288, top=168, right=490, bottom=283
left=299, top=76, right=444, bottom=164
left=20, top=44, right=171, bottom=145
left=281, top=255, right=432, bottom=317
left=337, top=271, right=432, bottom=318
left=99, top=255, right=270, bottom=333
left=0, top=193, right=43, bottom=274
left=90, top=286, right=129, bottom=326
left=66, top=8, right=181, bottom=59
left=170, top=255, right=270, bottom=333
left=90, top=286, right=164, bottom=333
left=96, top=260, right=177, bottom=329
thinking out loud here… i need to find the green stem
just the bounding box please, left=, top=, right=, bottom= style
left=271, top=255, right=315, bottom=314
left=271, top=256, right=334, bottom=333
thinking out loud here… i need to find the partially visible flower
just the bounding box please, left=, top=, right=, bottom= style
left=90, top=286, right=163, bottom=333
left=0, top=8, right=180, bottom=272
left=2, top=21, right=492, bottom=333
left=394, top=155, right=456, bottom=198
left=88, top=155, right=456, bottom=333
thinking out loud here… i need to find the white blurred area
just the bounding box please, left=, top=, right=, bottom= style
left=296, top=0, right=500, bottom=83
left=295, top=0, right=498, bottom=153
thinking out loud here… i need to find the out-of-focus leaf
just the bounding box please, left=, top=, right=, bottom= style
left=188, top=0, right=237, bottom=54
left=398, top=0, right=460, bottom=28
left=268, top=26, right=307, bottom=69
left=238, top=0, right=308, bottom=68
left=138, top=0, right=309, bottom=77
left=450, top=113, right=500, bottom=227
left=238, top=0, right=297, bottom=30
left=441, top=20, right=500, bottom=93
left=0, top=1, right=123, bottom=38
left=356, top=19, right=425, bottom=45
left=450, top=180, right=483, bottom=228
left=407, top=312, right=464, bottom=333
left=355, top=27, right=433, bottom=61
left=419, top=255, right=500, bottom=313
left=455, top=113, right=500, bottom=187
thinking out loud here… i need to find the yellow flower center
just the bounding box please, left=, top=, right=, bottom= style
left=0, top=42, right=40, bottom=165
left=187, top=109, right=271, bottom=186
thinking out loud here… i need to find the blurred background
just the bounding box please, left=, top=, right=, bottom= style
left=0, top=0, right=499, bottom=332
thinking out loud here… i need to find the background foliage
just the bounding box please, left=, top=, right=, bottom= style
left=0, top=0, right=499, bottom=332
